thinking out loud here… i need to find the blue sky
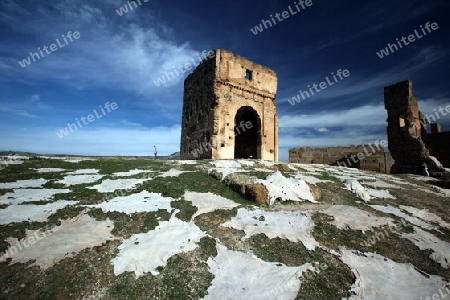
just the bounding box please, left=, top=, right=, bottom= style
left=0, top=0, right=448, bottom=162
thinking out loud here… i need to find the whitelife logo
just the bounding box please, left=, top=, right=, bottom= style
left=376, top=22, right=439, bottom=59
left=56, top=102, right=118, bottom=139
left=335, top=139, right=388, bottom=168
left=18, top=31, right=81, bottom=68
left=153, top=50, right=216, bottom=87
left=0, top=225, right=58, bottom=261
left=250, top=0, right=313, bottom=35
left=115, top=0, right=149, bottom=16
left=288, top=69, right=350, bottom=106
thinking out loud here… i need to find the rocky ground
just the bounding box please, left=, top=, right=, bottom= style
left=0, top=155, right=449, bottom=299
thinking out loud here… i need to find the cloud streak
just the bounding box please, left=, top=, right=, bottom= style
left=0, top=125, right=181, bottom=156
left=0, top=0, right=200, bottom=104
left=278, top=46, right=446, bottom=112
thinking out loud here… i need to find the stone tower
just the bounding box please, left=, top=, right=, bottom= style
left=180, top=49, right=278, bottom=161
left=384, top=80, right=444, bottom=173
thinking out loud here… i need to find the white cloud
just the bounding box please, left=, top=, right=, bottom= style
left=277, top=97, right=450, bottom=162
left=280, top=97, right=450, bottom=131
left=31, top=94, right=41, bottom=102
left=0, top=125, right=181, bottom=156
left=279, top=103, right=386, bottom=129
left=0, top=108, right=39, bottom=119
left=0, top=1, right=202, bottom=107
left=416, top=98, right=450, bottom=124
left=0, top=94, right=51, bottom=118
left=316, top=127, right=329, bottom=132
left=120, top=120, right=142, bottom=127
left=278, top=46, right=445, bottom=108
left=279, top=132, right=385, bottom=153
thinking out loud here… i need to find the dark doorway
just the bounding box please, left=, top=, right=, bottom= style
left=234, top=106, right=260, bottom=159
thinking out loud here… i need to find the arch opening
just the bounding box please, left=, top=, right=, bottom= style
left=234, top=106, right=261, bottom=159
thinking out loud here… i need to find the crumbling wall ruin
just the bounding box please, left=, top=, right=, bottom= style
left=384, top=80, right=446, bottom=174
left=422, top=130, right=450, bottom=168
left=289, top=146, right=393, bottom=173
left=180, top=49, right=278, bottom=160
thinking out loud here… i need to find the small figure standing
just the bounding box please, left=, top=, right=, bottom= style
left=154, top=145, right=158, bottom=160
left=421, top=161, right=429, bottom=176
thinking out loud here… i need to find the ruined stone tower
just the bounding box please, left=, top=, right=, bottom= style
left=180, top=49, right=278, bottom=160
left=384, top=80, right=445, bottom=173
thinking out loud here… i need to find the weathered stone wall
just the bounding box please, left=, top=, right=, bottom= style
left=180, top=53, right=216, bottom=160
left=422, top=130, right=450, bottom=168
left=289, top=146, right=393, bottom=173
left=180, top=49, right=278, bottom=160
left=384, top=80, right=445, bottom=173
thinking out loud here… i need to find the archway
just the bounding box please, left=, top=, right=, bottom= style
left=234, top=106, right=261, bottom=159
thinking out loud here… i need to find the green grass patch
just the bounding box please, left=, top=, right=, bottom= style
left=140, top=171, right=252, bottom=206
left=92, top=158, right=169, bottom=175
left=313, top=172, right=339, bottom=182
left=245, top=234, right=352, bottom=300
left=197, top=236, right=217, bottom=261
left=0, top=188, right=13, bottom=196
left=312, top=212, right=369, bottom=251
left=171, top=200, right=197, bottom=222
left=244, top=171, right=272, bottom=180
left=367, top=234, right=450, bottom=281
left=296, top=254, right=353, bottom=300
left=46, top=205, right=87, bottom=227
left=42, top=180, right=67, bottom=189
left=88, top=208, right=171, bottom=237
